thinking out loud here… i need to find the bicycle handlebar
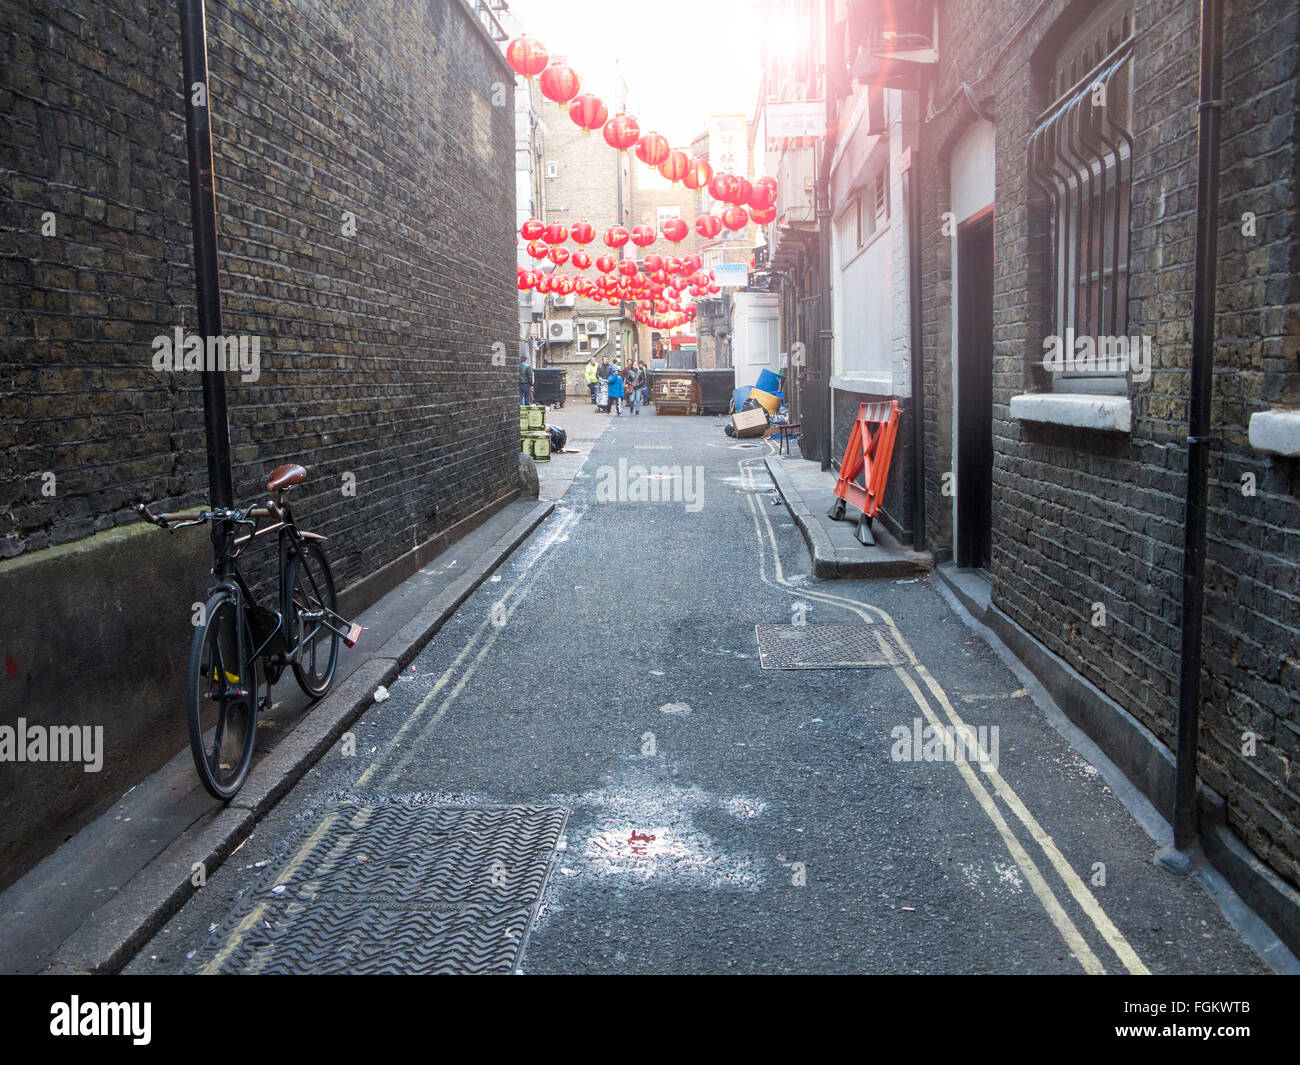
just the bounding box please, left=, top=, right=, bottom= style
left=136, top=501, right=282, bottom=531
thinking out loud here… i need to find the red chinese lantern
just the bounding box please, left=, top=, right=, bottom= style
left=682, top=157, right=713, bottom=191
left=721, top=206, right=748, bottom=231
left=542, top=222, right=568, bottom=245
left=681, top=254, right=702, bottom=273
left=732, top=178, right=754, bottom=206
left=602, top=113, right=640, bottom=151
left=634, top=132, right=669, bottom=167
left=539, top=64, right=580, bottom=104
left=569, top=94, right=608, bottom=133
left=695, top=214, right=722, bottom=239
left=604, top=225, right=630, bottom=249
left=747, top=182, right=776, bottom=211
left=617, top=259, right=639, bottom=278
left=517, top=270, right=535, bottom=290
left=535, top=274, right=551, bottom=294
left=709, top=172, right=741, bottom=203
left=663, top=255, right=681, bottom=274
left=642, top=253, right=663, bottom=272
left=552, top=275, right=573, bottom=295
left=549, top=245, right=570, bottom=266
left=661, top=217, right=689, bottom=243
left=506, top=36, right=548, bottom=79
left=658, top=150, right=689, bottom=183
left=570, top=220, right=596, bottom=245
left=595, top=254, right=616, bottom=273
left=526, top=239, right=549, bottom=258
left=630, top=224, right=656, bottom=248
left=750, top=205, right=776, bottom=225
left=572, top=250, right=592, bottom=270
left=520, top=217, right=544, bottom=240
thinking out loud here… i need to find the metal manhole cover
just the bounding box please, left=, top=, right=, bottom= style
left=755, top=624, right=905, bottom=669
left=189, top=802, right=567, bottom=974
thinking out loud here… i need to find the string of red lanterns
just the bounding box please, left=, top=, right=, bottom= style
left=507, top=33, right=780, bottom=213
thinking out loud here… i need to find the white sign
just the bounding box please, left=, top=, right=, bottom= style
left=714, top=262, right=749, bottom=287
left=766, top=99, right=826, bottom=140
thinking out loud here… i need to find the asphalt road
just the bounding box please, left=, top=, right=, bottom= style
left=127, top=408, right=1271, bottom=974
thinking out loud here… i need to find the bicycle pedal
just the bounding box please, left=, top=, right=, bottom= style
left=343, top=622, right=362, bottom=648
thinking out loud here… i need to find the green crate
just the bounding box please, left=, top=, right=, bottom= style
left=525, top=405, right=546, bottom=430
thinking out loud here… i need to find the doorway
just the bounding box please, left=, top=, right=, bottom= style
left=956, top=212, right=993, bottom=570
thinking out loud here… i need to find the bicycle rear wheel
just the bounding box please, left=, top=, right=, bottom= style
left=289, top=538, right=340, bottom=699
left=187, top=591, right=259, bottom=800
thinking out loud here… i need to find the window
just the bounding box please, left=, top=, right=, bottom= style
left=546, top=161, right=558, bottom=179
left=855, top=195, right=865, bottom=248
left=1028, top=1, right=1134, bottom=387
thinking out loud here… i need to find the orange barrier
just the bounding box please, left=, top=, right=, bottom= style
left=827, top=400, right=900, bottom=545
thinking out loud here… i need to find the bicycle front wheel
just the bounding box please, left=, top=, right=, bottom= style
left=188, top=591, right=259, bottom=800
left=289, top=538, right=340, bottom=699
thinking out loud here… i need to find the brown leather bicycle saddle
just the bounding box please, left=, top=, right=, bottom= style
left=266, top=463, right=307, bottom=492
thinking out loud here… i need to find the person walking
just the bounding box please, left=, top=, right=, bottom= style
left=606, top=361, right=625, bottom=415
left=519, top=354, right=533, bottom=407
left=584, top=356, right=599, bottom=405
left=625, top=362, right=646, bottom=415
left=595, top=355, right=612, bottom=412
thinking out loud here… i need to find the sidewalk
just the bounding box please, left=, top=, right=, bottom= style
left=0, top=426, right=611, bottom=972
left=765, top=454, right=931, bottom=578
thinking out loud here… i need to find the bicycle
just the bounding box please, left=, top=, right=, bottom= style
left=138, top=463, right=361, bottom=800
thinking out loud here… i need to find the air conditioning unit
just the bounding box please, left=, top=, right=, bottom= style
left=580, top=318, right=607, bottom=335
left=547, top=320, right=575, bottom=342
left=552, top=293, right=576, bottom=308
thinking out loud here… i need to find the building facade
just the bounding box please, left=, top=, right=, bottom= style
left=754, top=0, right=1299, bottom=944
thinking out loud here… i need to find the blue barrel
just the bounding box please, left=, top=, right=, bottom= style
left=755, top=369, right=782, bottom=395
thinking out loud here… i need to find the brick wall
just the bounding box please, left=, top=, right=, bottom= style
left=1, top=0, right=519, bottom=577
left=0, top=0, right=519, bottom=883
left=918, top=0, right=1299, bottom=888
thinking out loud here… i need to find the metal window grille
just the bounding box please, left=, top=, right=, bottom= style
left=1029, top=23, right=1134, bottom=372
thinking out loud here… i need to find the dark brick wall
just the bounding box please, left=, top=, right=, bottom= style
left=918, top=0, right=1299, bottom=887
left=0, top=0, right=518, bottom=884
left=1, top=0, right=519, bottom=582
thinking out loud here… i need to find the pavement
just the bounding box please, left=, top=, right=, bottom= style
left=110, top=406, right=1291, bottom=975
left=765, top=455, right=932, bottom=578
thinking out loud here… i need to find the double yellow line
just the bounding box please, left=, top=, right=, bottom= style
left=741, top=451, right=1147, bottom=975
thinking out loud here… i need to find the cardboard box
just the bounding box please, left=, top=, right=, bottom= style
left=732, top=407, right=769, bottom=438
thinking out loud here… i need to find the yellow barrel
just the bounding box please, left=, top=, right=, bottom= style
left=748, top=387, right=780, bottom=415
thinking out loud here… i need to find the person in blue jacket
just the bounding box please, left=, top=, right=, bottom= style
left=605, top=361, right=625, bottom=415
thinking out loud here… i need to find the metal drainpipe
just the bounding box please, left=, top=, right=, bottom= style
left=817, top=0, right=836, bottom=471
left=178, top=0, right=234, bottom=573
left=1169, top=0, right=1225, bottom=861
left=903, top=157, right=927, bottom=551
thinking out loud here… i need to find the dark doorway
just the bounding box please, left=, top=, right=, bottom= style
left=956, top=212, right=994, bottom=570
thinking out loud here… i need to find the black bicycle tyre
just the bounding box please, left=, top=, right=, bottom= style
left=187, top=590, right=259, bottom=801
left=289, top=539, right=341, bottom=699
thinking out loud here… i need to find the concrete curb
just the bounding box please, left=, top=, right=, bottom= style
left=765, top=456, right=929, bottom=579
left=45, top=499, right=556, bottom=974
left=933, top=560, right=1300, bottom=962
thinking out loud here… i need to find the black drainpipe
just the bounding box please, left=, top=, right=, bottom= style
left=1168, top=0, right=1225, bottom=860
left=178, top=0, right=235, bottom=573
left=903, top=152, right=927, bottom=551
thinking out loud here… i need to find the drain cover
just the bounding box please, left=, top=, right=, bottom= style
left=755, top=624, right=904, bottom=669
left=190, top=802, right=567, bottom=974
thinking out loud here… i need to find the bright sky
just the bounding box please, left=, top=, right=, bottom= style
left=503, top=0, right=767, bottom=148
